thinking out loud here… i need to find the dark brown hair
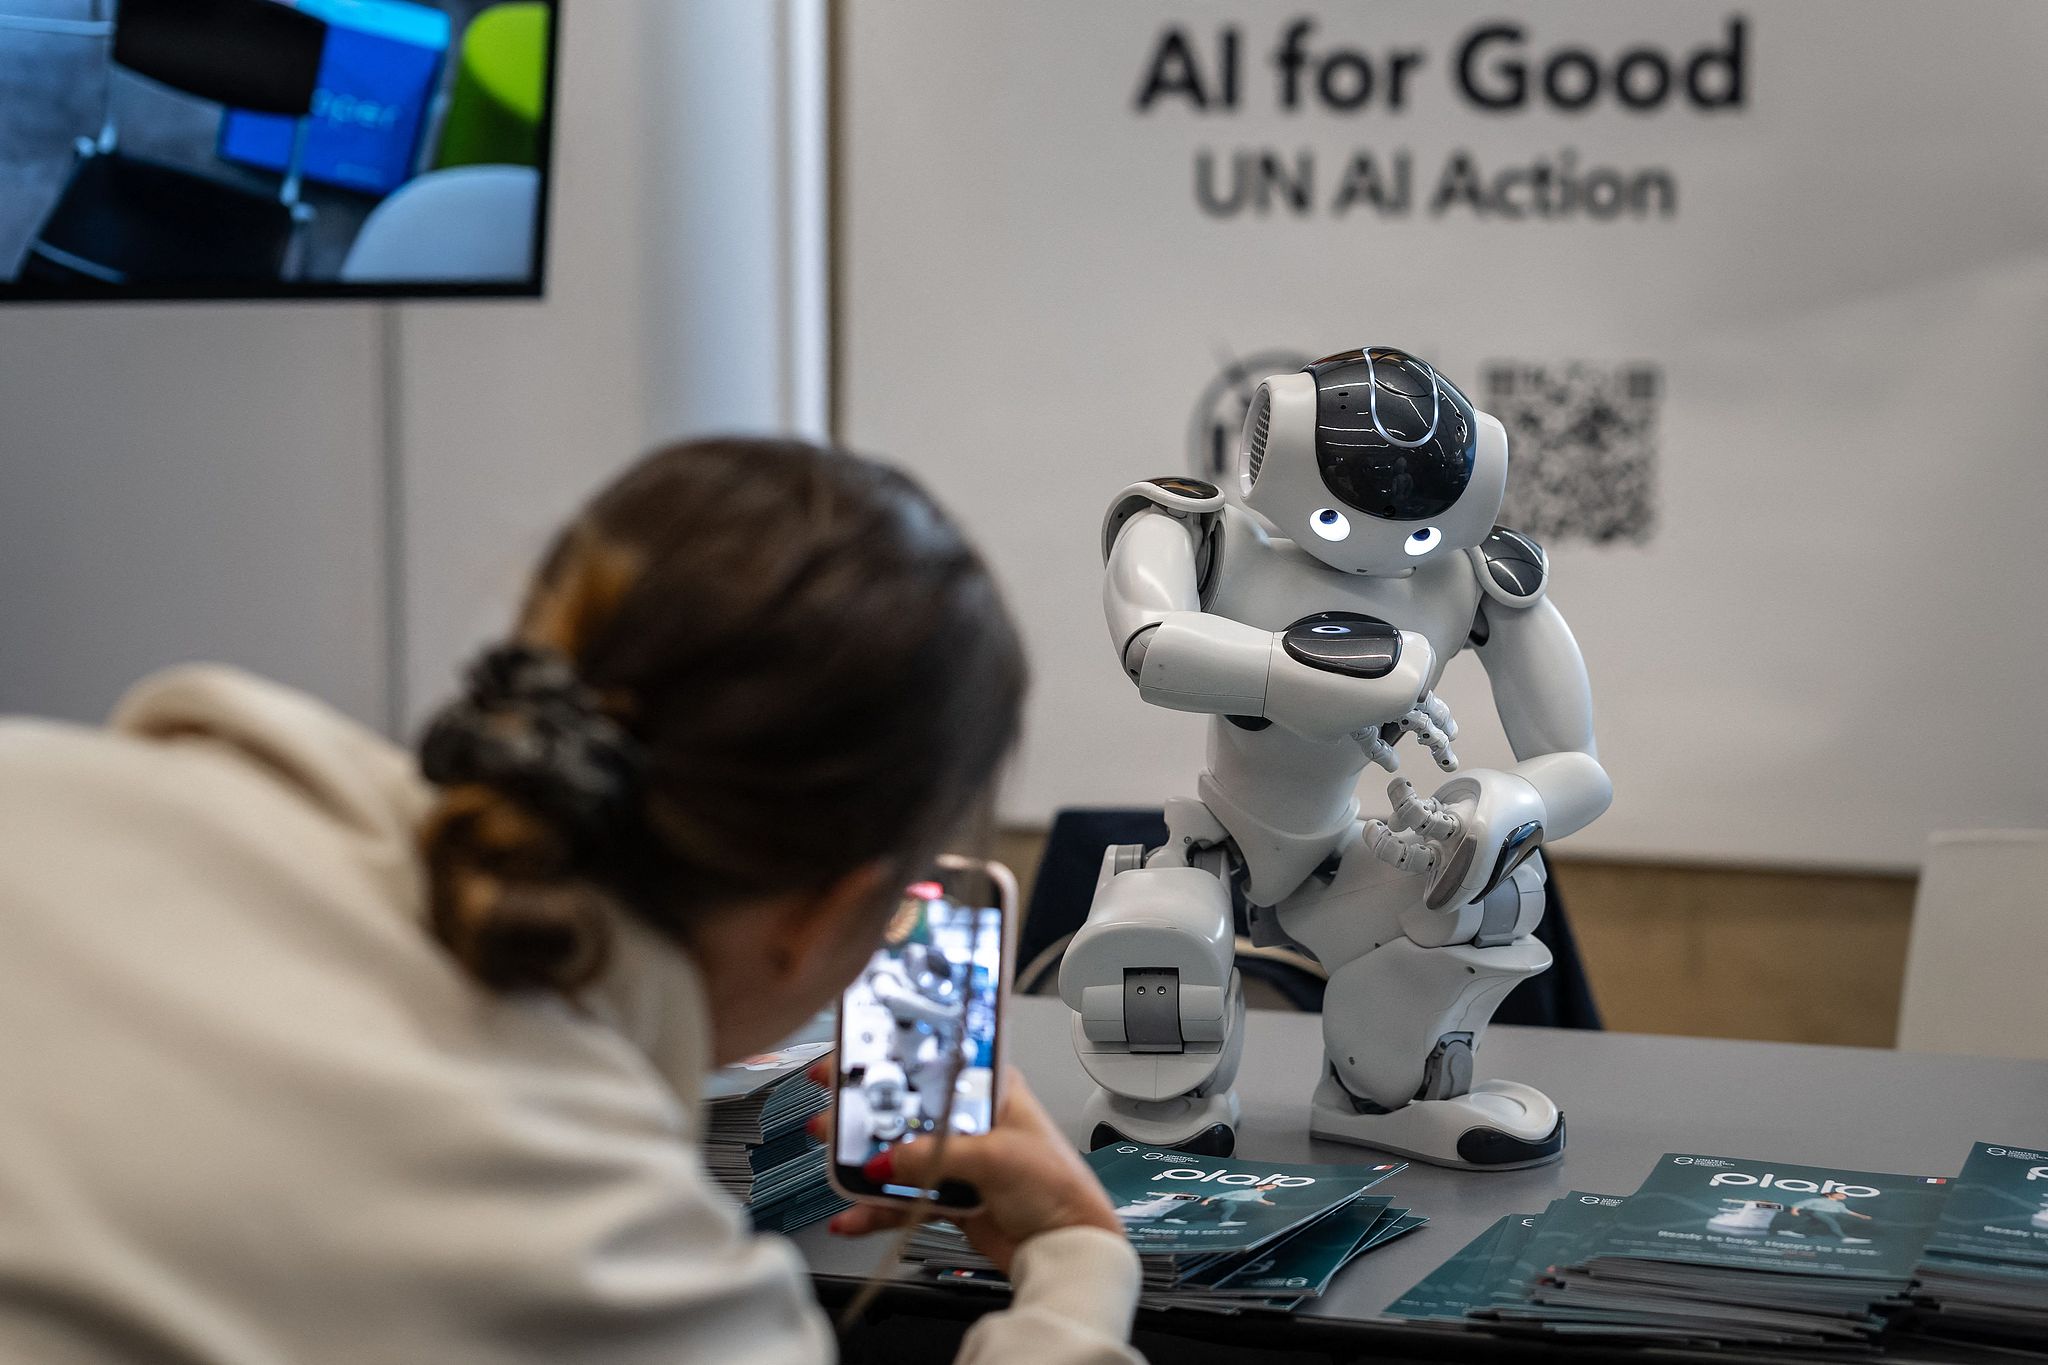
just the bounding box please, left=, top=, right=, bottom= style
left=419, top=437, right=1027, bottom=993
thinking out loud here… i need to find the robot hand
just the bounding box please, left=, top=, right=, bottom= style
left=1364, top=768, right=1547, bottom=913
left=1356, top=692, right=1459, bottom=775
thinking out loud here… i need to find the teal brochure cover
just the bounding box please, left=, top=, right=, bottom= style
left=1362, top=1210, right=1428, bottom=1253
left=1475, top=1210, right=1541, bottom=1295
left=1386, top=1215, right=1518, bottom=1320
left=1492, top=1191, right=1628, bottom=1301
left=1924, top=1140, right=2048, bottom=1266
left=1089, top=1142, right=1405, bottom=1257
left=1198, top=1196, right=1393, bottom=1298
left=1584, top=1153, right=1950, bottom=1281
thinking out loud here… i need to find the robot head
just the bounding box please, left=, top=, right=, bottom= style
left=863, top=1061, right=907, bottom=1112
left=902, top=943, right=961, bottom=1003
left=1234, top=347, right=1508, bottom=574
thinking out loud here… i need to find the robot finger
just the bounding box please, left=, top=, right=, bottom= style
left=1358, top=728, right=1401, bottom=773
left=1401, top=709, right=1459, bottom=774
left=1364, top=819, right=1440, bottom=874
left=1383, top=778, right=1421, bottom=829
left=1388, top=781, right=1459, bottom=841
left=1419, top=692, right=1459, bottom=741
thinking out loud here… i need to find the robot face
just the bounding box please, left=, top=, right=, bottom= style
left=903, top=944, right=960, bottom=999
left=1236, top=347, right=1509, bottom=575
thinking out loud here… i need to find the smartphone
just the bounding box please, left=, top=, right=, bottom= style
left=829, top=855, right=1016, bottom=1212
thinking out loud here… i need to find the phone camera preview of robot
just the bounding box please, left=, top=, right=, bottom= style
left=1059, top=346, right=1613, bottom=1170
left=837, top=884, right=999, bottom=1176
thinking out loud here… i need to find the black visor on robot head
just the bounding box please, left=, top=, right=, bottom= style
left=1307, top=348, right=1477, bottom=522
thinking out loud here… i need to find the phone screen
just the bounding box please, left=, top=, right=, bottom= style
left=834, top=871, right=1004, bottom=1205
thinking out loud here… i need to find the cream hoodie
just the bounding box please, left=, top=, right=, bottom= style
left=0, top=666, right=1142, bottom=1364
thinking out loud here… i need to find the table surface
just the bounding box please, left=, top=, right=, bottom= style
left=796, top=996, right=2048, bottom=1325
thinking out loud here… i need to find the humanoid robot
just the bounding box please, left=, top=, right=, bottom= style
left=1059, top=347, right=1612, bottom=1169
left=865, top=943, right=968, bottom=1132
left=859, top=1059, right=910, bottom=1145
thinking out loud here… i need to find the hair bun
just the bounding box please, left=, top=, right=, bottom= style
left=418, top=644, right=647, bottom=865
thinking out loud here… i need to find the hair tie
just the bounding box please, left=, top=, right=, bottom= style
left=418, top=644, right=648, bottom=862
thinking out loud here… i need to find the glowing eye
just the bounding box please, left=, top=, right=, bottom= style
left=1404, top=527, right=1442, bottom=556
left=1310, top=508, right=1350, bottom=542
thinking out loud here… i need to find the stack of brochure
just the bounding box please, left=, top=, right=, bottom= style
left=1903, top=1141, right=2048, bottom=1357
left=1389, top=1192, right=1628, bottom=1326
left=906, top=1142, right=1421, bottom=1313
left=700, top=1019, right=847, bottom=1234
left=1391, top=1153, right=1953, bottom=1350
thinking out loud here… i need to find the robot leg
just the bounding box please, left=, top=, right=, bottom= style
left=1311, top=859, right=1566, bottom=1169
left=1059, top=847, right=1245, bottom=1155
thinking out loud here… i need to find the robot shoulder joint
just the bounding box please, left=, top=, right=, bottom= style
left=1103, top=479, right=1227, bottom=605
left=1101, top=477, right=1226, bottom=564
left=1466, top=525, right=1548, bottom=609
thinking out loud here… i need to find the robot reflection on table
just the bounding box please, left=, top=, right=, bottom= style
left=860, top=943, right=970, bottom=1140
left=1058, top=347, right=1613, bottom=1170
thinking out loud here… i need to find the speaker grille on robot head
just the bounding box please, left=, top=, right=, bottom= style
left=1243, top=385, right=1271, bottom=493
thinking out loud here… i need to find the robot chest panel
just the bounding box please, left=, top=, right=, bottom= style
left=1207, top=533, right=1480, bottom=680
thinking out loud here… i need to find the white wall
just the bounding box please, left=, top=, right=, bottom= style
left=396, top=0, right=827, bottom=732
left=0, top=305, right=388, bottom=725
left=0, top=1, right=822, bottom=737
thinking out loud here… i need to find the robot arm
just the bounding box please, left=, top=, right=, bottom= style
left=1104, top=484, right=1439, bottom=742
left=868, top=959, right=964, bottom=1033
left=1366, top=530, right=1611, bottom=912
left=1474, top=593, right=1611, bottom=841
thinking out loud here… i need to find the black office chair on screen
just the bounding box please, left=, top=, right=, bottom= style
left=1017, top=808, right=1603, bottom=1029
left=21, top=0, right=328, bottom=286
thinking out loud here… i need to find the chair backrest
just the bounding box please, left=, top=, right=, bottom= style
left=1896, top=830, right=2048, bottom=1059
left=339, top=165, right=541, bottom=284
left=114, top=0, right=325, bottom=115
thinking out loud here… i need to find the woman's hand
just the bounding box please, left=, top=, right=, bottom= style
left=806, top=1064, right=1122, bottom=1276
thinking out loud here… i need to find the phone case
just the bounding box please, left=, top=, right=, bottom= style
left=827, top=855, right=1018, bottom=1215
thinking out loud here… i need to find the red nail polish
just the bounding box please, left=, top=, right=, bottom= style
left=862, top=1151, right=894, bottom=1183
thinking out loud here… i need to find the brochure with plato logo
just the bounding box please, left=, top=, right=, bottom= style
left=1577, top=1154, right=1949, bottom=1282
left=1516, top=1154, right=1950, bottom=1349
left=1924, top=1140, right=2048, bottom=1266
left=1904, top=1140, right=2048, bottom=1357
left=1385, top=1152, right=1980, bottom=1351
left=905, top=1142, right=1411, bottom=1312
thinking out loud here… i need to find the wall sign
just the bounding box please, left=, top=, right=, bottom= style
left=837, top=1, right=2048, bottom=868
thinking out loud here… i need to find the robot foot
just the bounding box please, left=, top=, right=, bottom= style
left=1308, top=1069, right=1564, bottom=1170
left=1081, top=1088, right=1239, bottom=1156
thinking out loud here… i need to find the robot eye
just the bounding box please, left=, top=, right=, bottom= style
left=1310, top=508, right=1351, bottom=542
left=1403, top=527, right=1442, bottom=556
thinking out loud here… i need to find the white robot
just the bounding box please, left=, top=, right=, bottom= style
left=859, top=1059, right=910, bottom=1144
left=1058, top=347, right=1612, bottom=1169
left=1708, top=1199, right=1787, bottom=1237
left=866, top=944, right=968, bottom=1132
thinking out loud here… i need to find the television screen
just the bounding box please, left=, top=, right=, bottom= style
left=0, top=0, right=558, bottom=300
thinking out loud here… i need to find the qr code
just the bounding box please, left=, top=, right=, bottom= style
left=1482, top=362, right=1660, bottom=546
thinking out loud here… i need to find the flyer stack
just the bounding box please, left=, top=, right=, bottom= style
left=905, top=1142, right=1423, bottom=1314
left=700, top=1024, right=848, bottom=1234
left=1391, top=1151, right=1961, bottom=1351
left=1902, top=1140, right=2048, bottom=1359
